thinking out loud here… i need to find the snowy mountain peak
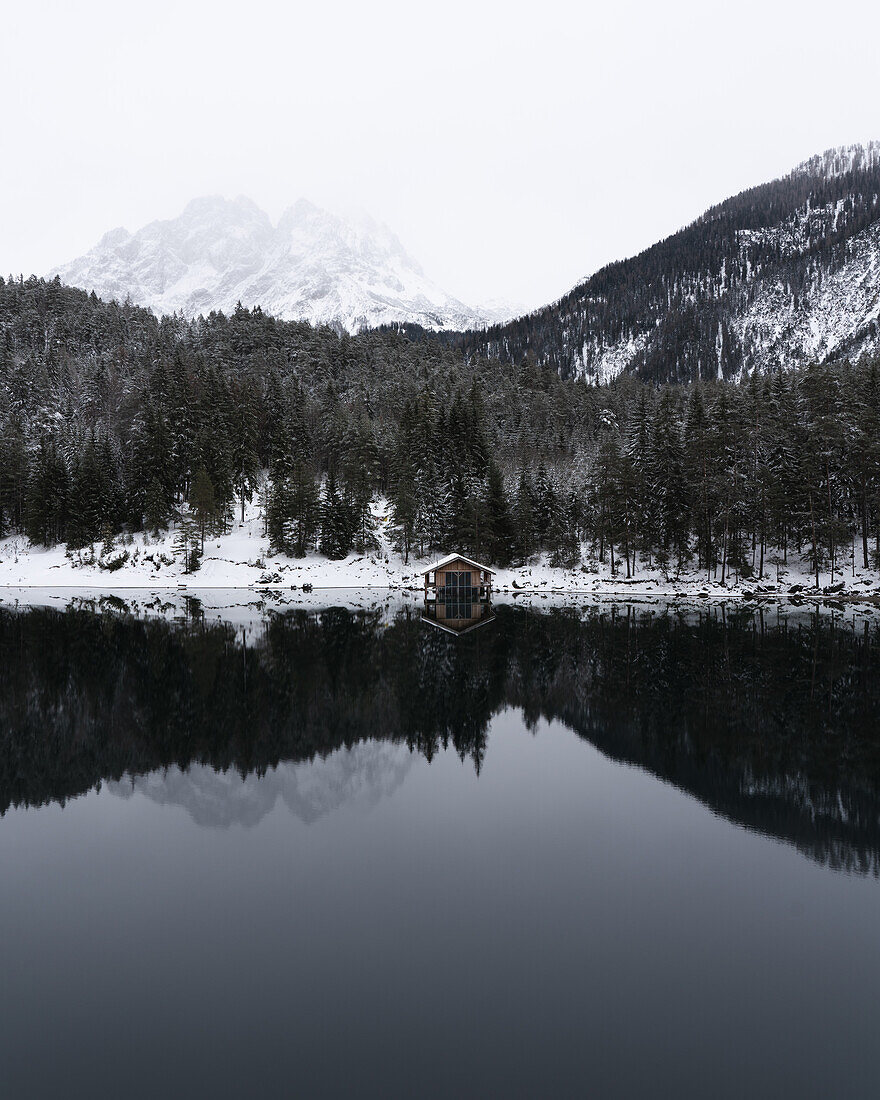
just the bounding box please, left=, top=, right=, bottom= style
left=52, top=196, right=486, bottom=332
left=275, top=200, right=414, bottom=271
left=96, top=225, right=132, bottom=250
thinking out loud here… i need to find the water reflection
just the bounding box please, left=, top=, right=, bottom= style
left=1, top=599, right=879, bottom=872
left=108, top=742, right=414, bottom=828
left=422, top=597, right=496, bottom=635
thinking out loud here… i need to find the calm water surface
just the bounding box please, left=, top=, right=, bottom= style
left=1, top=596, right=879, bottom=1098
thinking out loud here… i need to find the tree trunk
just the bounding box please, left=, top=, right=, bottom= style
left=809, top=490, right=819, bottom=589
left=826, top=460, right=834, bottom=584
left=861, top=477, right=869, bottom=569
left=623, top=508, right=631, bottom=579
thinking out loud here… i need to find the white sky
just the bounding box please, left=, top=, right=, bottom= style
left=3, top=0, right=879, bottom=311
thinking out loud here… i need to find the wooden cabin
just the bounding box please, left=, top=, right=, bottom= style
left=421, top=554, right=495, bottom=635
left=421, top=554, right=494, bottom=603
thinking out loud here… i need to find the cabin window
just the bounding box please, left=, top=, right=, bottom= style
left=445, top=571, right=472, bottom=588
left=438, top=569, right=476, bottom=615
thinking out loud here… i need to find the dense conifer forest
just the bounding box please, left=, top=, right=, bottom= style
left=2, top=274, right=880, bottom=583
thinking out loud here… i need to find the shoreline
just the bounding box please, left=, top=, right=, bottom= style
left=3, top=502, right=879, bottom=605
left=5, top=585, right=879, bottom=634
left=2, top=580, right=879, bottom=605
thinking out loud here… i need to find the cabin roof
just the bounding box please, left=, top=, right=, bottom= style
left=420, top=553, right=495, bottom=576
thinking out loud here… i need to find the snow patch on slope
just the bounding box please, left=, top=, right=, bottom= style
left=578, top=332, right=650, bottom=383
left=735, top=220, right=880, bottom=372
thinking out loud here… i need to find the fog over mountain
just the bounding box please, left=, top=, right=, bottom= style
left=52, top=196, right=514, bottom=333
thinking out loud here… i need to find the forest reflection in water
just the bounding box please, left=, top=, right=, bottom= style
left=3, top=594, right=880, bottom=1099
left=1, top=595, right=879, bottom=873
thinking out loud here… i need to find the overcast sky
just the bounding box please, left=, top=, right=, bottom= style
left=3, top=0, right=879, bottom=311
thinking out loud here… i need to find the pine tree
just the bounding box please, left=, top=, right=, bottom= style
left=482, top=461, right=514, bottom=566
left=389, top=472, right=418, bottom=564
left=173, top=512, right=202, bottom=572
left=320, top=471, right=353, bottom=560
left=623, top=387, right=654, bottom=568
left=684, top=385, right=712, bottom=574
left=855, top=362, right=880, bottom=567
left=532, top=464, right=556, bottom=551
left=649, top=389, right=689, bottom=575
left=229, top=380, right=260, bottom=522
left=288, top=463, right=320, bottom=558
left=512, top=469, right=536, bottom=564
left=144, top=476, right=171, bottom=536
left=548, top=495, right=579, bottom=567
left=189, top=465, right=217, bottom=553
left=25, top=439, right=69, bottom=547
left=0, top=425, right=26, bottom=537
left=416, top=458, right=450, bottom=556
left=267, top=477, right=292, bottom=555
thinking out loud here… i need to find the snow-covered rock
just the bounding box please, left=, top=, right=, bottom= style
left=52, top=195, right=488, bottom=333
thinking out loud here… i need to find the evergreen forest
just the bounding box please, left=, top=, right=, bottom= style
left=2, top=274, right=880, bottom=583
left=423, top=145, right=880, bottom=381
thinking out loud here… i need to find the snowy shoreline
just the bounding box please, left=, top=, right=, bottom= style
left=4, top=587, right=880, bottom=643
left=3, top=499, right=879, bottom=604
left=2, top=582, right=879, bottom=602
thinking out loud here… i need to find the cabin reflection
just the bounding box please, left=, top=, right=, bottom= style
left=422, top=598, right=495, bottom=635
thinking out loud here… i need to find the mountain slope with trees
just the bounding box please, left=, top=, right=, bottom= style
left=418, top=143, right=880, bottom=383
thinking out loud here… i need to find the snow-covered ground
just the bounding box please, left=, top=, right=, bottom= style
left=2, top=498, right=879, bottom=602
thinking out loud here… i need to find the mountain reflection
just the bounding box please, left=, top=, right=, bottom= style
left=1, top=600, right=879, bottom=872
left=108, top=742, right=414, bottom=828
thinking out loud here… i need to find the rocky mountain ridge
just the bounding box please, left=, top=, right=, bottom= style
left=45, top=143, right=880, bottom=378
left=52, top=195, right=496, bottom=333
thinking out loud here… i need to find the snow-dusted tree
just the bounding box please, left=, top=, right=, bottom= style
left=189, top=465, right=218, bottom=554
left=320, top=471, right=353, bottom=560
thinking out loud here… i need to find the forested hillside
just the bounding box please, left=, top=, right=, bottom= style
left=420, top=143, right=880, bottom=384
left=2, top=274, right=880, bottom=583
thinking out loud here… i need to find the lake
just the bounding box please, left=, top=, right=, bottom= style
left=1, top=593, right=879, bottom=1098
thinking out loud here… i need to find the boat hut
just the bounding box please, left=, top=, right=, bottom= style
left=421, top=553, right=495, bottom=634
left=421, top=554, right=494, bottom=603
